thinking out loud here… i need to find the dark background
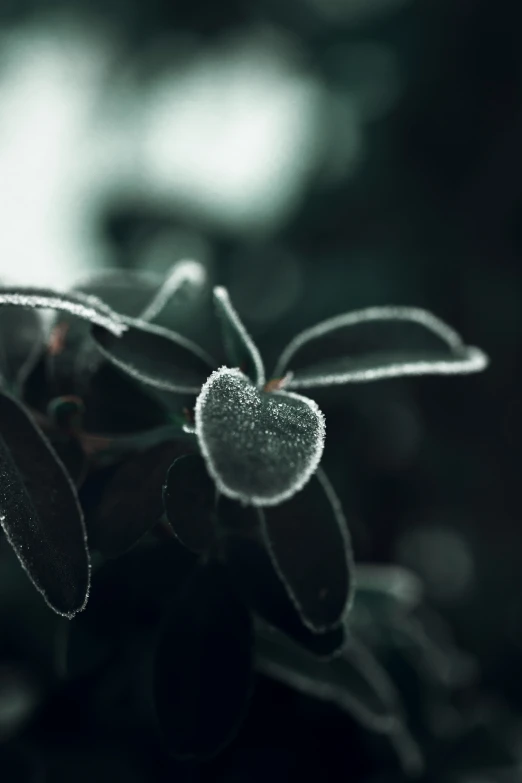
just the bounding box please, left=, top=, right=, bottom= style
left=1, top=0, right=522, bottom=780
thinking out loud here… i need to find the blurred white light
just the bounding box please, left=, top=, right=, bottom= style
left=138, top=35, right=326, bottom=233
left=0, top=22, right=117, bottom=287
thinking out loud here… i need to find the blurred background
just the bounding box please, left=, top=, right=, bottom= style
left=1, top=0, right=522, bottom=780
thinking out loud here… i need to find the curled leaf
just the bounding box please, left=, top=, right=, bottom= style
left=163, top=454, right=216, bottom=554
left=92, top=318, right=215, bottom=394
left=140, top=260, right=208, bottom=322
left=0, top=392, right=90, bottom=617
left=213, top=286, right=265, bottom=387
left=153, top=563, right=253, bottom=759
left=0, top=286, right=127, bottom=336
left=195, top=367, right=325, bottom=506
left=259, top=469, right=354, bottom=633
left=274, top=305, right=488, bottom=389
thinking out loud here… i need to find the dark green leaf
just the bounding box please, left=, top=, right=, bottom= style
left=223, top=519, right=346, bottom=658
left=195, top=367, right=325, bottom=506
left=255, top=626, right=423, bottom=775
left=153, top=563, right=253, bottom=759
left=92, top=317, right=214, bottom=394
left=259, top=469, right=354, bottom=632
left=163, top=454, right=216, bottom=554
left=274, top=306, right=488, bottom=389
left=88, top=441, right=190, bottom=557
left=214, top=286, right=265, bottom=386
left=0, top=392, right=89, bottom=617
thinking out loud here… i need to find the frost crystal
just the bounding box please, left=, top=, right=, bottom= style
left=214, top=287, right=266, bottom=387
left=0, top=287, right=127, bottom=336
left=195, top=367, right=325, bottom=506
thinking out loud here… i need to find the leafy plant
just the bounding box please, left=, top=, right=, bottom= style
left=0, top=262, right=488, bottom=762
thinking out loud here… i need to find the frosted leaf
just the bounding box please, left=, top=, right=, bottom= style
left=273, top=305, right=489, bottom=388
left=223, top=520, right=347, bottom=658
left=0, top=286, right=127, bottom=336
left=0, top=391, right=90, bottom=618
left=140, top=260, right=208, bottom=322
left=213, top=286, right=265, bottom=387
left=255, top=625, right=424, bottom=776
left=194, top=367, right=325, bottom=506
left=92, top=317, right=215, bottom=394
left=259, top=469, right=354, bottom=632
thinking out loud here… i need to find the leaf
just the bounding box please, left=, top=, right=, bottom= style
left=140, top=260, right=208, bottom=322
left=92, top=317, right=215, bottom=394
left=0, top=391, right=90, bottom=617
left=87, top=441, right=191, bottom=558
left=195, top=367, right=325, bottom=506
left=222, top=514, right=346, bottom=658
left=0, top=286, right=127, bottom=336
left=46, top=270, right=161, bottom=394
left=153, top=563, right=253, bottom=759
left=259, top=469, right=354, bottom=633
left=213, top=287, right=265, bottom=387
left=255, top=626, right=424, bottom=775
left=273, top=305, right=488, bottom=389
left=162, top=454, right=217, bottom=554
left=0, top=306, right=44, bottom=392
left=355, top=564, right=424, bottom=613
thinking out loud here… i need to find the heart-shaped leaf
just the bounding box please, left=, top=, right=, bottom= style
left=163, top=454, right=217, bottom=554
left=259, top=469, right=354, bottom=633
left=274, top=305, right=488, bottom=389
left=213, top=287, right=265, bottom=387
left=255, top=626, right=423, bottom=776
left=0, top=306, right=44, bottom=393
left=0, top=286, right=127, bottom=335
left=195, top=367, right=325, bottom=506
left=88, top=441, right=190, bottom=558
left=92, top=318, right=215, bottom=394
left=222, top=516, right=346, bottom=658
left=153, top=562, right=253, bottom=759
left=0, top=391, right=90, bottom=617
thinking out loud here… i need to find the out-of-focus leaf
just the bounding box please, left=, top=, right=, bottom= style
left=0, top=391, right=89, bottom=617
left=88, top=441, right=190, bottom=558
left=273, top=306, right=488, bottom=389
left=0, top=663, right=43, bottom=740
left=153, top=563, right=253, bottom=759
left=213, top=287, right=265, bottom=387
left=255, top=625, right=423, bottom=776
left=195, top=367, right=325, bottom=506
left=223, top=518, right=346, bottom=658
left=259, top=469, right=354, bottom=633
left=0, top=286, right=127, bottom=335
left=163, top=454, right=216, bottom=554
left=0, top=307, right=44, bottom=393
left=92, top=318, right=214, bottom=394
left=355, top=564, right=424, bottom=613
